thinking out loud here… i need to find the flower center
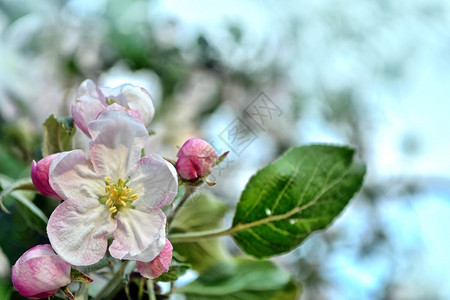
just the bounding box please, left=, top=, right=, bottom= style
left=103, top=177, right=138, bottom=213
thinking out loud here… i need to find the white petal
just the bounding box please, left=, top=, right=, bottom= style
left=88, top=110, right=148, bottom=179
left=100, top=84, right=155, bottom=127
left=72, top=80, right=106, bottom=136
left=109, top=207, right=166, bottom=262
left=49, top=150, right=104, bottom=200
left=121, top=85, right=155, bottom=127
left=47, top=199, right=116, bottom=266
left=128, top=154, right=178, bottom=208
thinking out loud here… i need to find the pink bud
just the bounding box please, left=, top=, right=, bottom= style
left=31, top=154, right=62, bottom=199
left=176, top=138, right=218, bottom=182
left=137, top=239, right=173, bottom=279
left=12, top=244, right=71, bottom=299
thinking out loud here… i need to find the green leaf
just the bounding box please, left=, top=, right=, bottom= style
left=155, top=264, right=190, bottom=282
left=231, top=144, right=365, bottom=258
left=177, top=258, right=300, bottom=300
left=170, top=192, right=232, bottom=272
left=12, top=190, right=48, bottom=234
left=42, top=115, right=76, bottom=156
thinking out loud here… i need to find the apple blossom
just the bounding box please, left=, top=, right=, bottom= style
left=72, top=79, right=154, bottom=137
left=137, top=239, right=172, bottom=279
left=47, top=110, right=177, bottom=266
left=12, top=244, right=71, bottom=299
left=31, top=153, right=62, bottom=199
left=176, top=138, right=218, bottom=182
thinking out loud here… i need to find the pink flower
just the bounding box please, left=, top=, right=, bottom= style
left=176, top=138, right=218, bottom=182
left=31, top=154, right=62, bottom=200
left=47, top=110, right=178, bottom=266
left=137, top=239, right=172, bottom=279
left=72, top=79, right=155, bottom=137
left=12, top=244, right=71, bottom=299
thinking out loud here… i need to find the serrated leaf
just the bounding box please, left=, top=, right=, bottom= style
left=170, top=192, right=232, bottom=271
left=43, top=115, right=76, bottom=156
left=155, top=264, right=190, bottom=282
left=177, top=258, right=300, bottom=300
left=231, top=144, right=365, bottom=258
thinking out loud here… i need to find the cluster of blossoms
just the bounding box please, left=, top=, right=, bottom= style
left=13, top=80, right=219, bottom=299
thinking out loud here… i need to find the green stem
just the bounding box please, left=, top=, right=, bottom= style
left=147, top=279, right=156, bottom=300
left=168, top=227, right=234, bottom=243
left=94, top=261, right=129, bottom=300
left=167, top=186, right=195, bottom=227
left=74, top=282, right=89, bottom=300
left=0, top=177, right=36, bottom=213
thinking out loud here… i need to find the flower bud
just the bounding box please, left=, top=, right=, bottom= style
left=12, top=244, right=71, bottom=299
left=137, top=239, right=172, bottom=279
left=176, top=138, right=218, bottom=182
left=31, top=154, right=62, bottom=199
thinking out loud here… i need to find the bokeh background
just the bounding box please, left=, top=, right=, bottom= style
left=1, top=0, right=450, bottom=299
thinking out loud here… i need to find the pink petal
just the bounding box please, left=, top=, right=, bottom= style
left=137, top=239, right=173, bottom=279
left=88, top=110, right=148, bottom=179
left=128, top=154, right=178, bottom=208
left=109, top=207, right=166, bottom=262
left=49, top=150, right=104, bottom=200
left=72, top=80, right=106, bottom=137
left=47, top=199, right=116, bottom=266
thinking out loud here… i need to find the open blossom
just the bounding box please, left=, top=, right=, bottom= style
left=12, top=244, right=71, bottom=299
left=47, top=110, right=177, bottom=266
left=72, top=79, right=155, bottom=137
left=137, top=239, right=172, bottom=279
left=176, top=138, right=218, bottom=182
left=31, top=154, right=62, bottom=199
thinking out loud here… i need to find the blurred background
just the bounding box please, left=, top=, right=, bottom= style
left=1, top=0, right=450, bottom=299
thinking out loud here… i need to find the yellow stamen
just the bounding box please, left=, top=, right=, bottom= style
left=102, top=177, right=138, bottom=214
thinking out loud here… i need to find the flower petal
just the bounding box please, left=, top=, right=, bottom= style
left=72, top=80, right=106, bottom=137
left=137, top=239, right=172, bottom=279
left=128, top=154, right=178, bottom=208
left=49, top=150, right=104, bottom=200
left=47, top=198, right=116, bottom=266
left=109, top=207, right=166, bottom=262
left=88, top=110, right=148, bottom=179
left=100, top=84, right=155, bottom=126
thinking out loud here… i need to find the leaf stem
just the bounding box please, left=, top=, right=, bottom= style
left=168, top=227, right=234, bottom=243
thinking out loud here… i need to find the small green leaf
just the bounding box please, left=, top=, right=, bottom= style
left=177, top=258, right=300, bottom=300
left=231, top=144, right=365, bottom=258
left=43, top=115, right=76, bottom=156
left=170, top=192, right=232, bottom=271
left=155, top=264, right=190, bottom=282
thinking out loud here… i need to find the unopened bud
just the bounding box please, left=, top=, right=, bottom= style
left=137, top=239, right=173, bottom=279
left=31, top=154, right=62, bottom=199
left=176, top=138, right=218, bottom=183
left=12, top=244, right=71, bottom=299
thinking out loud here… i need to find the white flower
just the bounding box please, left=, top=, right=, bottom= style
left=72, top=79, right=155, bottom=137
left=47, top=110, right=177, bottom=266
